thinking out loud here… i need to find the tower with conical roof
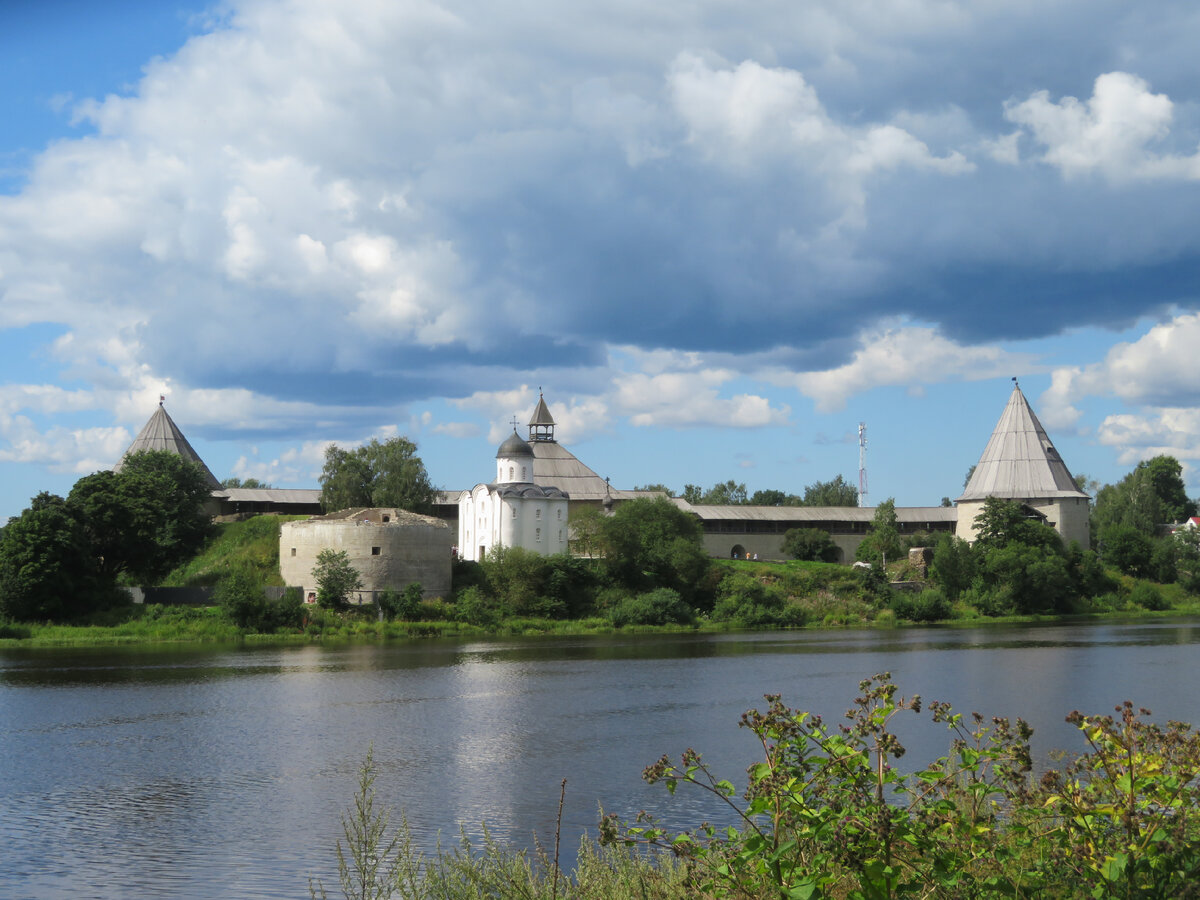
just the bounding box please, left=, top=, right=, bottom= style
left=115, top=399, right=221, bottom=489
left=955, top=382, right=1090, bottom=546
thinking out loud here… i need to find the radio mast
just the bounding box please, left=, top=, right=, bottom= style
left=858, top=422, right=868, bottom=508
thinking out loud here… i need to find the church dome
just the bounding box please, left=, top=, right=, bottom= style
left=496, top=431, right=533, bottom=459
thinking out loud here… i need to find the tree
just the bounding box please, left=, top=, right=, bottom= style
left=802, top=475, right=858, bottom=507
left=568, top=505, right=607, bottom=558
left=320, top=437, right=436, bottom=514
left=111, top=451, right=213, bottom=583
left=682, top=484, right=703, bottom=504
left=781, top=527, right=839, bottom=562
left=0, top=494, right=105, bottom=621
left=632, top=483, right=674, bottom=496
left=928, top=533, right=976, bottom=603
left=972, top=496, right=1062, bottom=553
left=855, top=498, right=903, bottom=565
left=314, top=548, right=363, bottom=609
left=598, top=496, right=710, bottom=602
left=702, top=480, right=748, bottom=505
left=221, top=476, right=273, bottom=489
left=1093, top=455, right=1196, bottom=536
left=750, top=489, right=803, bottom=507
left=1099, top=524, right=1154, bottom=578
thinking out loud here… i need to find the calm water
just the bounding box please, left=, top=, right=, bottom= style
left=3, top=619, right=1200, bottom=899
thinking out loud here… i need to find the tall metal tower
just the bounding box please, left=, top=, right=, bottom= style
left=858, top=422, right=868, bottom=508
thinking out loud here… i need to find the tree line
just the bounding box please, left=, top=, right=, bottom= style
left=636, top=474, right=859, bottom=507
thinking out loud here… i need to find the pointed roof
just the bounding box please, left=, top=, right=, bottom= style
left=958, top=384, right=1088, bottom=502
left=115, top=401, right=221, bottom=489
left=528, top=392, right=556, bottom=442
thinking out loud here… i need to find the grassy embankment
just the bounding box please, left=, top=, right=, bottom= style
left=4, top=515, right=1199, bottom=647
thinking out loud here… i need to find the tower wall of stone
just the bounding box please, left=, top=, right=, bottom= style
left=280, top=517, right=452, bottom=600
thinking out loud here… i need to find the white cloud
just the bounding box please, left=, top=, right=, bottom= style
left=668, top=53, right=973, bottom=179
left=786, top=324, right=1032, bottom=412
left=613, top=368, right=789, bottom=429
left=1006, top=72, right=1200, bottom=181
left=1043, top=313, right=1200, bottom=419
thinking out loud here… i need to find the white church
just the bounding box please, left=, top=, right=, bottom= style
left=457, top=395, right=571, bottom=561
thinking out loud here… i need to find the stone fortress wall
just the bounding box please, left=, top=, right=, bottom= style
left=279, top=508, right=453, bottom=600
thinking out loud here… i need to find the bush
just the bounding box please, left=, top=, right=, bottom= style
left=890, top=587, right=950, bottom=623
left=215, top=567, right=270, bottom=630
left=781, top=527, right=839, bottom=562
left=1129, top=581, right=1169, bottom=611
left=602, top=674, right=1200, bottom=900
left=711, top=572, right=805, bottom=627
left=454, top=585, right=504, bottom=626
left=608, top=588, right=695, bottom=627
left=378, top=583, right=424, bottom=621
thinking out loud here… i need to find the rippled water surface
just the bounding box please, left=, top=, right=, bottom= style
left=3, top=619, right=1200, bottom=899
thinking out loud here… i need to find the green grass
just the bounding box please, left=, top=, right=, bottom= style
left=160, top=514, right=307, bottom=587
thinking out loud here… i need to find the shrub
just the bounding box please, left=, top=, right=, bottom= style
left=890, top=587, right=950, bottom=623
left=454, top=585, right=504, bottom=626
left=781, top=527, right=839, bottom=562
left=378, top=583, right=424, bottom=621
left=314, top=549, right=363, bottom=609
left=215, top=567, right=270, bottom=630
left=608, top=588, right=694, bottom=627
left=1129, top=581, right=1169, bottom=611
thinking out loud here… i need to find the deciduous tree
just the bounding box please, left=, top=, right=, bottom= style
left=802, top=475, right=858, bottom=507
left=781, top=527, right=839, bottom=562
left=320, top=437, right=436, bottom=514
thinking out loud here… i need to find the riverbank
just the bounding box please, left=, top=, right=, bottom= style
left=4, top=599, right=1199, bottom=648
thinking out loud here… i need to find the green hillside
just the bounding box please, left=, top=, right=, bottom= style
left=160, top=515, right=306, bottom=587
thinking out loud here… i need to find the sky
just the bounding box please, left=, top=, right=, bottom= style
left=4, top=0, right=1200, bottom=522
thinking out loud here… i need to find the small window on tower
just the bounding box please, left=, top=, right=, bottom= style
left=290, top=548, right=296, bottom=557
left=371, top=547, right=381, bottom=556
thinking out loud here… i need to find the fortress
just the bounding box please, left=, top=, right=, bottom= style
left=117, top=382, right=1089, bottom=595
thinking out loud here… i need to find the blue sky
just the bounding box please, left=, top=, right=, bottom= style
left=4, top=0, right=1200, bottom=522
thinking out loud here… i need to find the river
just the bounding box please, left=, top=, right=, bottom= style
left=3, top=618, right=1200, bottom=899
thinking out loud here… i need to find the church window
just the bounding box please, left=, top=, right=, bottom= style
left=521, top=466, right=527, bottom=481
left=536, top=527, right=542, bottom=542
left=509, top=466, right=514, bottom=480
left=512, top=506, right=517, bottom=518
left=535, top=508, right=541, bottom=519
left=556, top=509, right=562, bottom=520
left=558, top=529, right=563, bottom=542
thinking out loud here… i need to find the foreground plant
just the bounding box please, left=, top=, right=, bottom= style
left=602, top=673, right=1200, bottom=899
left=313, top=751, right=689, bottom=900
left=601, top=673, right=1035, bottom=899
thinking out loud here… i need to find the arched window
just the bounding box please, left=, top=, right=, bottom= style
left=535, top=508, right=541, bottom=520
left=536, top=527, right=542, bottom=542
left=509, top=466, right=514, bottom=480
left=521, top=466, right=527, bottom=481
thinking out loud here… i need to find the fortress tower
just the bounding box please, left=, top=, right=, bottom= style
left=956, top=382, right=1090, bottom=547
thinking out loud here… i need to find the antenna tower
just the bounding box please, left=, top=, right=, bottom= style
left=858, top=422, right=868, bottom=508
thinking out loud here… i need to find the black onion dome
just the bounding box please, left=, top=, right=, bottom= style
left=496, top=430, right=534, bottom=459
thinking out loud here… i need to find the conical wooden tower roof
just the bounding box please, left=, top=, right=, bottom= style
left=115, top=401, right=221, bottom=489
left=958, top=384, right=1087, bottom=502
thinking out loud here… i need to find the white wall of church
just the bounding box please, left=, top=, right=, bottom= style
left=458, top=487, right=568, bottom=561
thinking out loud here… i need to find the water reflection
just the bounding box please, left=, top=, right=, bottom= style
left=4, top=619, right=1200, bottom=899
